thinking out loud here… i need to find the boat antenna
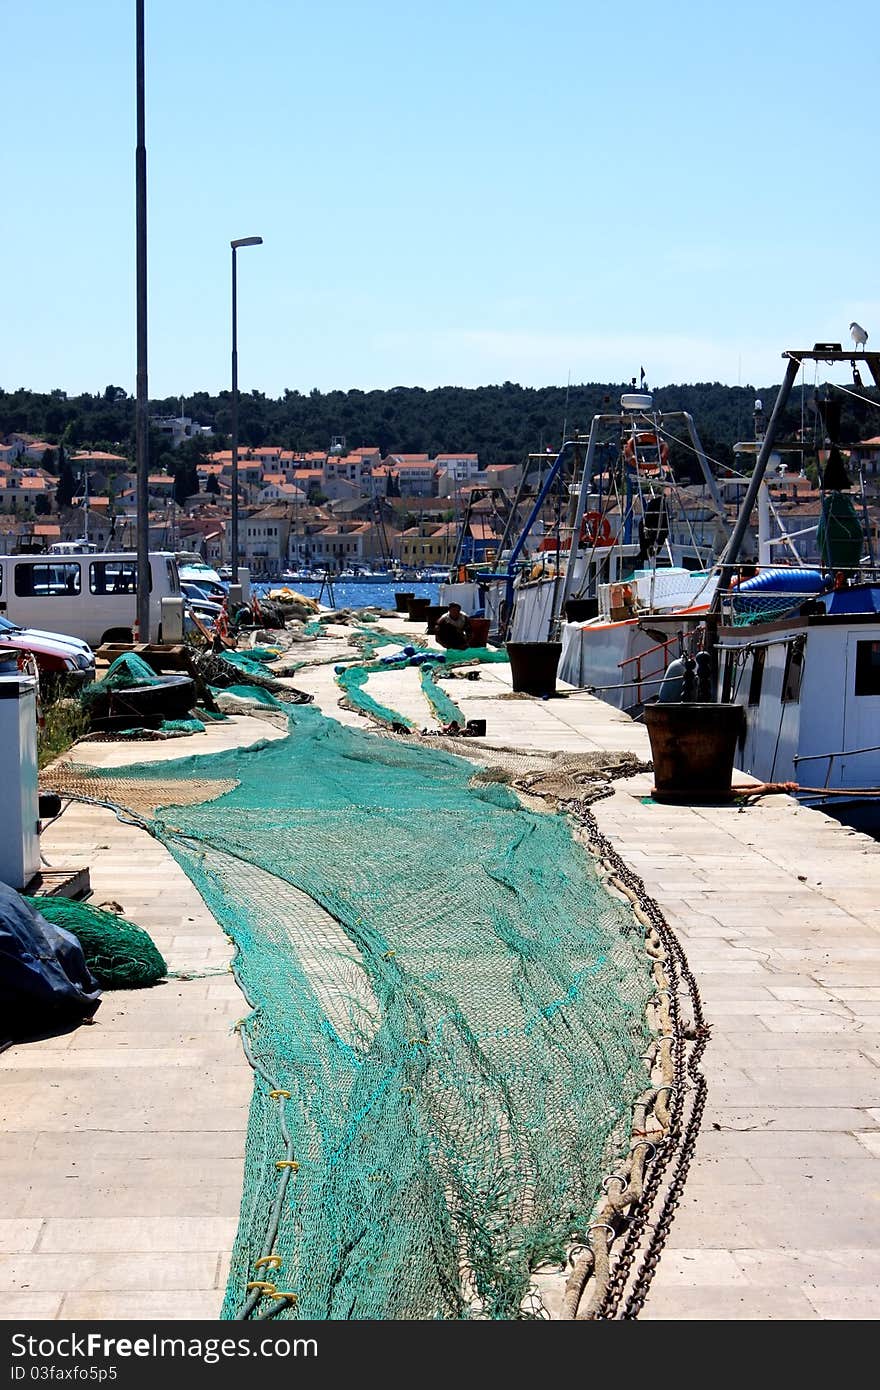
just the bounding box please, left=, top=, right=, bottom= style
left=561, top=370, right=571, bottom=446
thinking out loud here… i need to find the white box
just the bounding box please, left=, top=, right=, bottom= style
left=0, top=675, right=40, bottom=890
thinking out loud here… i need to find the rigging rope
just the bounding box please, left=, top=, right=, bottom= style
left=829, top=378, right=880, bottom=412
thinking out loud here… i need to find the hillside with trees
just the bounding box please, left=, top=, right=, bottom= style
left=2, top=379, right=877, bottom=480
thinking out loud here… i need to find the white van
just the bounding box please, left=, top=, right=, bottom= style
left=0, top=551, right=182, bottom=647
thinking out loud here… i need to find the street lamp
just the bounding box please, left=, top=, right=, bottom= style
left=230, top=235, right=263, bottom=586
left=135, top=0, right=149, bottom=641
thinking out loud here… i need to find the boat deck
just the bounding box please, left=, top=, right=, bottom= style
left=1, top=619, right=878, bottom=1320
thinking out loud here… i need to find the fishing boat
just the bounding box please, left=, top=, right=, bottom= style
left=704, top=342, right=880, bottom=828
left=459, top=390, right=730, bottom=707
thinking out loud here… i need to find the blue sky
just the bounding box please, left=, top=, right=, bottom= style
left=4, top=1, right=877, bottom=397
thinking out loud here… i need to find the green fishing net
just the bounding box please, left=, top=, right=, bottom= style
left=729, top=594, right=804, bottom=626
left=25, top=897, right=166, bottom=988
left=817, top=491, right=863, bottom=570
left=80, top=652, right=163, bottom=705
left=338, top=631, right=508, bottom=729
left=419, top=663, right=464, bottom=725
left=218, top=651, right=281, bottom=681
left=75, top=700, right=653, bottom=1319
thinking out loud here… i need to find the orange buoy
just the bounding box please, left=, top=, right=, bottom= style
left=579, top=511, right=613, bottom=546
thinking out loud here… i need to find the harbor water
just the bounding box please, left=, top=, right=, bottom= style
left=255, top=579, right=442, bottom=609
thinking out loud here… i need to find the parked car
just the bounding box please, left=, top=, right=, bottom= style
left=0, top=615, right=96, bottom=689
left=0, top=551, right=182, bottom=647
left=180, top=582, right=223, bottom=638
left=181, top=581, right=223, bottom=616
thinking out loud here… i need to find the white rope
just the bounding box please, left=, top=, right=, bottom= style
left=829, top=378, right=880, bottom=412
left=764, top=493, right=806, bottom=562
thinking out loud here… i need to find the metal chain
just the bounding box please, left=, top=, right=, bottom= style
left=568, top=788, right=709, bottom=1319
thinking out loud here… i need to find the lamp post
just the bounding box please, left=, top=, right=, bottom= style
left=135, top=0, right=149, bottom=640
left=230, top=236, right=263, bottom=586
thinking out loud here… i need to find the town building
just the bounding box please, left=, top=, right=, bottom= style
left=151, top=415, right=212, bottom=449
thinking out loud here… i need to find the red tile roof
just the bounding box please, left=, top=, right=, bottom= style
left=72, top=451, right=129, bottom=462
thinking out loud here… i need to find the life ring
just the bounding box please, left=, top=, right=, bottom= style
left=580, top=511, right=613, bottom=546
left=624, top=433, right=670, bottom=471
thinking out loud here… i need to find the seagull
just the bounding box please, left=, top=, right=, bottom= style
left=850, top=320, right=868, bottom=350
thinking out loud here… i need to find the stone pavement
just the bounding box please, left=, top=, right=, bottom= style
left=1, top=618, right=878, bottom=1320
left=0, top=716, right=282, bottom=1321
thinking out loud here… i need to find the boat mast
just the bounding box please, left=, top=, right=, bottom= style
left=753, top=398, right=773, bottom=567
left=712, top=343, right=880, bottom=610
left=710, top=353, right=802, bottom=609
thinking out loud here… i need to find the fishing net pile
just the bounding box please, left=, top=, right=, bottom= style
left=48, top=702, right=653, bottom=1319
left=24, top=896, right=166, bottom=988
left=78, top=652, right=164, bottom=707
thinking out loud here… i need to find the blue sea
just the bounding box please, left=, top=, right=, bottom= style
left=253, top=579, right=441, bottom=610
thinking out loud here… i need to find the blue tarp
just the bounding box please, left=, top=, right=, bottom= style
left=824, top=584, right=880, bottom=615
left=0, top=883, right=101, bottom=1040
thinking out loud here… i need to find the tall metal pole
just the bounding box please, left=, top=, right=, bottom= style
left=135, top=0, right=150, bottom=641
left=229, top=237, right=262, bottom=587
left=710, top=353, right=802, bottom=611
left=230, top=245, right=239, bottom=583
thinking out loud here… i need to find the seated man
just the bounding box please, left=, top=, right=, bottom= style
left=434, top=601, right=471, bottom=650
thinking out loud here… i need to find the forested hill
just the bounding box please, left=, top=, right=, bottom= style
left=2, top=379, right=877, bottom=472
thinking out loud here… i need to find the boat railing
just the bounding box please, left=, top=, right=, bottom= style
left=793, top=743, right=880, bottom=790
left=618, top=633, right=679, bottom=706
left=725, top=562, right=880, bottom=583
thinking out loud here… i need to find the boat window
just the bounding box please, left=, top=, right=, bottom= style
left=721, top=651, right=734, bottom=704
left=13, top=562, right=81, bottom=598
left=90, top=561, right=137, bottom=595
left=781, top=639, right=805, bottom=703
left=748, top=648, right=766, bottom=705
left=854, top=640, right=880, bottom=697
